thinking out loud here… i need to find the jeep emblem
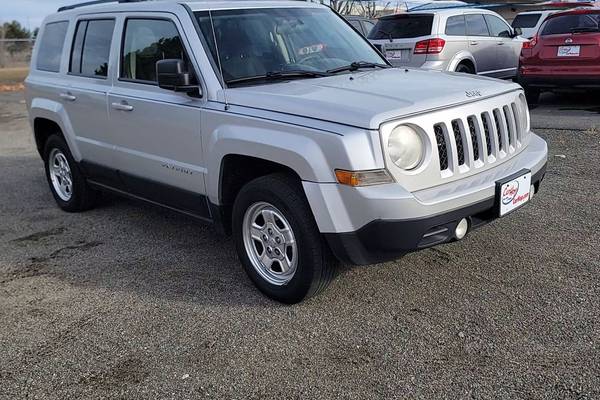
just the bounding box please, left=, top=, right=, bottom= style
left=465, top=90, right=482, bottom=98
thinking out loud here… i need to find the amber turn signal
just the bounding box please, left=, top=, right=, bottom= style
left=335, top=169, right=393, bottom=187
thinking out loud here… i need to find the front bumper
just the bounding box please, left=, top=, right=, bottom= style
left=324, top=165, right=545, bottom=264
left=303, top=134, right=548, bottom=265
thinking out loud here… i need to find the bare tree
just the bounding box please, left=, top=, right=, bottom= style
left=329, top=0, right=356, bottom=15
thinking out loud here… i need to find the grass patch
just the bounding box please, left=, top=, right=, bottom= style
left=0, top=67, right=28, bottom=91
left=0, top=67, right=29, bottom=84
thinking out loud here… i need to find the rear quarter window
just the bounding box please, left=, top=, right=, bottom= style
left=36, top=21, right=69, bottom=72
left=368, top=15, right=433, bottom=39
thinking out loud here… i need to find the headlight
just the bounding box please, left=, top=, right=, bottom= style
left=387, top=125, right=424, bottom=170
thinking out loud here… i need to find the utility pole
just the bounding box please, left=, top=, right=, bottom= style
left=0, top=21, right=5, bottom=69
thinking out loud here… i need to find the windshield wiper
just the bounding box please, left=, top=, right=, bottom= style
left=376, top=29, right=393, bottom=41
left=570, top=26, right=599, bottom=33
left=327, top=61, right=390, bottom=74
left=226, top=70, right=330, bottom=86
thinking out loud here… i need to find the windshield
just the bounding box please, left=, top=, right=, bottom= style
left=368, top=14, right=434, bottom=40
left=194, top=8, right=386, bottom=86
left=511, top=14, right=541, bottom=29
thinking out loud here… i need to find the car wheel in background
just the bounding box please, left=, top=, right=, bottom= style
left=43, top=134, right=98, bottom=212
left=524, top=87, right=541, bottom=106
left=232, top=173, right=337, bottom=303
left=455, top=62, right=475, bottom=74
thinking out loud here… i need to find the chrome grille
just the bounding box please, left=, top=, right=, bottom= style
left=433, top=101, right=524, bottom=174
left=433, top=124, right=449, bottom=170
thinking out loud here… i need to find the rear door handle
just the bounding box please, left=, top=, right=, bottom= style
left=59, top=92, right=76, bottom=102
left=470, top=41, right=478, bottom=45
left=111, top=101, right=134, bottom=112
left=497, top=41, right=505, bottom=45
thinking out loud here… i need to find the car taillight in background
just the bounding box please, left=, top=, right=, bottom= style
left=414, top=38, right=446, bottom=54
left=522, top=36, right=538, bottom=49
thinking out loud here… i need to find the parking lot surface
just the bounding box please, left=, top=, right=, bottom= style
left=1, top=90, right=599, bottom=399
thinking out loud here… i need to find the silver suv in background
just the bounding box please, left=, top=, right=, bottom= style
left=344, top=15, right=376, bottom=37
left=511, top=10, right=556, bottom=39
left=26, top=0, right=547, bottom=303
left=369, top=9, right=526, bottom=78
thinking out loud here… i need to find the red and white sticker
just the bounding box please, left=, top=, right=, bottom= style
left=499, top=172, right=531, bottom=216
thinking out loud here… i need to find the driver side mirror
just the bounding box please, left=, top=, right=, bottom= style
left=512, top=27, right=523, bottom=37
left=156, top=59, right=201, bottom=96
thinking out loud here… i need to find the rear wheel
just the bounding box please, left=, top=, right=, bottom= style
left=43, top=135, right=98, bottom=212
left=455, top=62, right=475, bottom=74
left=232, top=173, right=337, bottom=303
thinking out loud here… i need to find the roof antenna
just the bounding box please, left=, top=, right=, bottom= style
left=209, top=10, right=229, bottom=111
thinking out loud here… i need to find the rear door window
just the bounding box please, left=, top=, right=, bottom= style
left=541, top=13, right=600, bottom=35
left=512, top=14, right=541, bottom=29
left=445, top=15, right=466, bottom=36
left=484, top=15, right=512, bottom=37
left=36, top=21, right=69, bottom=72
left=368, top=15, right=433, bottom=39
left=70, top=19, right=115, bottom=78
left=465, top=14, right=490, bottom=36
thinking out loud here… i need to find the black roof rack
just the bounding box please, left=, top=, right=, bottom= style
left=58, top=0, right=148, bottom=12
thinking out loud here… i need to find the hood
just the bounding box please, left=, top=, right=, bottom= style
left=223, top=68, right=520, bottom=130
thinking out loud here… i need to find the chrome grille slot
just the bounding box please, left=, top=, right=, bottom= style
left=434, top=123, right=449, bottom=170
left=492, top=109, right=504, bottom=152
left=503, top=105, right=516, bottom=148
left=467, top=116, right=480, bottom=162
left=510, top=102, right=521, bottom=142
left=451, top=119, right=466, bottom=166
left=481, top=112, right=493, bottom=157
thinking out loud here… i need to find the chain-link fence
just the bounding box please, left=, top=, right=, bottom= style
left=0, top=39, right=34, bottom=68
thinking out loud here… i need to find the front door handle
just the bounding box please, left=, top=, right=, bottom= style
left=470, top=41, right=478, bottom=45
left=497, top=41, right=505, bottom=45
left=59, top=92, right=76, bottom=102
left=111, top=101, right=134, bottom=112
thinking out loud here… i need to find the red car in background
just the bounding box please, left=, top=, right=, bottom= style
left=518, top=8, right=600, bottom=103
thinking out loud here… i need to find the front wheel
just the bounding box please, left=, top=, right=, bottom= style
left=43, top=135, right=98, bottom=212
left=232, top=173, right=337, bottom=303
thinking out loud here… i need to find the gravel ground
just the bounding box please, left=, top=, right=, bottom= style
left=0, top=91, right=599, bottom=399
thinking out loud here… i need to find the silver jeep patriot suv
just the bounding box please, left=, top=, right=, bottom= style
left=26, top=0, right=548, bottom=303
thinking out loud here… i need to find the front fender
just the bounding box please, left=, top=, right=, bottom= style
left=202, top=108, right=384, bottom=205
left=29, top=97, right=81, bottom=161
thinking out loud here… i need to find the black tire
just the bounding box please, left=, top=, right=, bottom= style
left=43, top=134, right=98, bottom=212
left=524, top=87, right=540, bottom=106
left=455, top=62, right=475, bottom=74
left=232, top=173, right=337, bottom=303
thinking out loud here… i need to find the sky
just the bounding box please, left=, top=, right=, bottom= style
left=1, top=0, right=74, bottom=31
